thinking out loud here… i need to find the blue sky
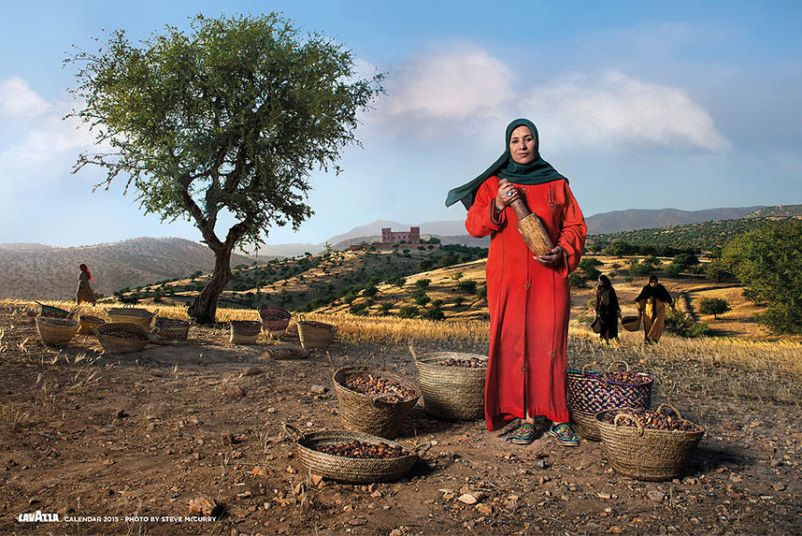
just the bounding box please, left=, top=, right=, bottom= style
left=1, top=1, right=801, bottom=247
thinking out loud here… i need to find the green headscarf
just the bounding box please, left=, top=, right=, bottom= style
left=444, top=118, right=566, bottom=209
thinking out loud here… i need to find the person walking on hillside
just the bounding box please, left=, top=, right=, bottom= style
left=77, top=263, right=96, bottom=305
left=635, top=275, right=675, bottom=344
left=595, top=274, right=621, bottom=346
left=446, top=118, right=587, bottom=447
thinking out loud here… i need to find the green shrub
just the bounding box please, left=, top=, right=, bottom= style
left=415, top=279, right=431, bottom=290
left=457, top=280, right=477, bottom=294
left=398, top=306, right=419, bottom=318
left=665, top=311, right=710, bottom=338
left=699, top=298, right=731, bottom=319
left=422, top=308, right=445, bottom=321
left=431, top=299, right=444, bottom=308
left=414, top=293, right=431, bottom=306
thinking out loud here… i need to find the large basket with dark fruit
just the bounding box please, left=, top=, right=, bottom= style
left=333, top=366, right=420, bottom=439
left=596, top=404, right=705, bottom=481
left=568, top=361, right=654, bottom=441
left=283, top=423, right=419, bottom=483
left=413, top=350, right=487, bottom=421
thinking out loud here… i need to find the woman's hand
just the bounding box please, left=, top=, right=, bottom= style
left=535, top=245, right=564, bottom=265
left=495, top=179, right=520, bottom=210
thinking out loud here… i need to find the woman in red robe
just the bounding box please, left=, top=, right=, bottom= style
left=446, top=119, right=587, bottom=446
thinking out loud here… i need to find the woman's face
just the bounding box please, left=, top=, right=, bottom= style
left=509, top=125, right=536, bottom=164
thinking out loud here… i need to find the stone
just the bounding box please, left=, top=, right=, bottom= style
left=475, top=504, right=493, bottom=516
left=188, top=496, right=218, bottom=516
left=772, top=483, right=786, bottom=492
left=647, top=490, right=666, bottom=503
left=310, top=385, right=328, bottom=395
left=458, top=493, right=478, bottom=505
left=597, top=492, right=611, bottom=500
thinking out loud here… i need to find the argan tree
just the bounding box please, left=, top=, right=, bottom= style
left=68, top=14, right=383, bottom=323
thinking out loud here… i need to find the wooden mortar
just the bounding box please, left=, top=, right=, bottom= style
left=509, top=197, right=554, bottom=257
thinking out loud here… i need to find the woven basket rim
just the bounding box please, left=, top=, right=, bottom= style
left=96, top=322, right=150, bottom=340
left=295, top=429, right=416, bottom=458
left=230, top=319, right=262, bottom=326
left=260, top=306, right=291, bottom=319
left=37, top=316, right=79, bottom=327
left=415, top=351, right=487, bottom=368
left=605, top=372, right=654, bottom=387
left=79, top=314, right=106, bottom=323
left=107, top=307, right=155, bottom=318
left=595, top=408, right=706, bottom=436
left=298, top=320, right=336, bottom=330
left=333, top=366, right=420, bottom=402
left=155, top=317, right=190, bottom=327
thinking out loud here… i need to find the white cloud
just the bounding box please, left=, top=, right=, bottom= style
left=0, top=77, right=50, bottom=117
left=521, top=71, right=730, bottom=152
left=378, top=44, right=514, bottom=120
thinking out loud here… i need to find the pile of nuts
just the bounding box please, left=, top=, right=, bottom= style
left=606, top=371, right=652, bottom=385
left=344, top=372, right=416, bottom=403
left=602, top=409, right=700, bottom=432
left=101, top=328, right=148, bottom=340
left=316, top=440, right=406, bottom=459
left=440, top=357, right=486, bottom=368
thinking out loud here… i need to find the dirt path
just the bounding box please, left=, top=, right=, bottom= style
left=0, top=306, right=799, bottom=535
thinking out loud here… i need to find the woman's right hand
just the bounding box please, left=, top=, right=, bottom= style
left=495, top=179, right=520, bottom=210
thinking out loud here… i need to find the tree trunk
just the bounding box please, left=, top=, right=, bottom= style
left=188, top=245, right=234, bottom=325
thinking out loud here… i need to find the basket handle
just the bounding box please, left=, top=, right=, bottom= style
left=407, top=339, right=418, bottom=362
left=613, top=412, right=644, bottom=436
left=282, top=422, right=304, bottom=442
left=580, top=362, right=599, bottom=375
left=656, top=403, right=683, bottom=419
left=607, top=361, right=630, bottom=372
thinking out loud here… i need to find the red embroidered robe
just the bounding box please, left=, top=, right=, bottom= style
left=465, top=177, right=586, bottom=430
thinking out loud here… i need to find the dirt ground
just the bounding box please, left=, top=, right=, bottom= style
left=1, top=305, right=799, bottom=535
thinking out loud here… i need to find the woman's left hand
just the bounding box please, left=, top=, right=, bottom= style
left=535, top=246, right=564, bottom=265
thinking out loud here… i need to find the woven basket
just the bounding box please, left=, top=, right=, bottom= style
left=229, top=320, right=262, bottom=345
left=107, top=307, right=156, bottom=330
left=590, top=316, right=602, bottom=334
left=297, top=320, right=336, bottom=349
left=95, top=323, right=150, bottom=353
left=36, top=301, right=74, bottom=319
left=36, top=316, right=78, bottom=346
left=77, top=314, right=106, bottom=335
left=414, top=351, right=487, bottom=420
left=333, top=366, right=420, bottom=439
left=259, top=306, right=291, bottom=332
left=568, top=361, right=654, bottom=441
left=283, top=424, right=419, bottom=483
left=622, top=315, right=641, bottom=332
left=597, top=405, right=705, bottom=481
left=152, top=317, right=190, bottom=341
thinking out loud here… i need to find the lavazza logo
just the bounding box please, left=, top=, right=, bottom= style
left=17, top=510, right=60, bottom=523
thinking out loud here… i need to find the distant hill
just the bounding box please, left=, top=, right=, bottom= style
left=590, top=205, right=802, bottom=254
left=0, top=237, right=254, bottom=300
left=584, top=207, right=766, bottom=235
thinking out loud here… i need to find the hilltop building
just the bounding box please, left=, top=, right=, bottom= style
left=348, top=226, right=440, bottom=251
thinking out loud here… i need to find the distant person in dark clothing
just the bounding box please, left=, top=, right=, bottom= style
left=634, top=275, right=675, bottom=344
left=77, top=263, right=96, bottom=305
left=595, top=274, right=621, bottom=345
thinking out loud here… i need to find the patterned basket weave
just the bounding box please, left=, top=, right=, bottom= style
left=597, top=405, right=705, bottom=481
left=77, top=314, right=106, bottom=335
left=95, top=323, right=150, bottom=353
left=283, top=424, right=419, bottom=484
left=333, top=366, right=420, bottom=439
left=568, top=361, right=654, bottom=441
left=107, top=307, right=156, bottom=330
left=36, top=316, right=78, bottom=346
left=152, top=317, right=190, bottom=341
left=229, top=320, right=261, bottom=345
left=414, top=352, right=487, bottom=421
left=297, top=320, right=336, bottom=350
left=259, top=306, right=291, bottom=332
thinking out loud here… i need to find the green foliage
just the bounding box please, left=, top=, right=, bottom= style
left=457, top=279, right=477, bottom=294
left=415, top=279, right=431, bottom=290
left=414, top=293, right=431, bottom=306
left=699, top=298, right=731, bottom=318
left=398, top=305, right=419, bottom=318
left=422, top=308, right=445, bottom=321
left=379, top=302, right=393, bottom=314
left=68, top=13, right=383, bottom=322
left=418, top=259, right=434, bottom=271
left=431, top=299, right=444, bottom=308
left=362, top=285, right=378, bottom=298
left=451, top=296, right=465, bottom=307
left=569, top=271, right=589, bottom=289
left=665, top=311, right=711, bottom=338
left=476, top=284, right=487, bottom=300
left=722, top=220, right=802, bottom=333
left=579, top=257, right=603, bottom=269
left=349, top=302, right=369, bottom=316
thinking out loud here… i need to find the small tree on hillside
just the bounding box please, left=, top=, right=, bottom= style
left=698, top=298, right=731, bottom=319
left=68, top=13, right=383, bottom=323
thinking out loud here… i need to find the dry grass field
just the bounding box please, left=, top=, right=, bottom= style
left=1, top=299, right=800, bottom=535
